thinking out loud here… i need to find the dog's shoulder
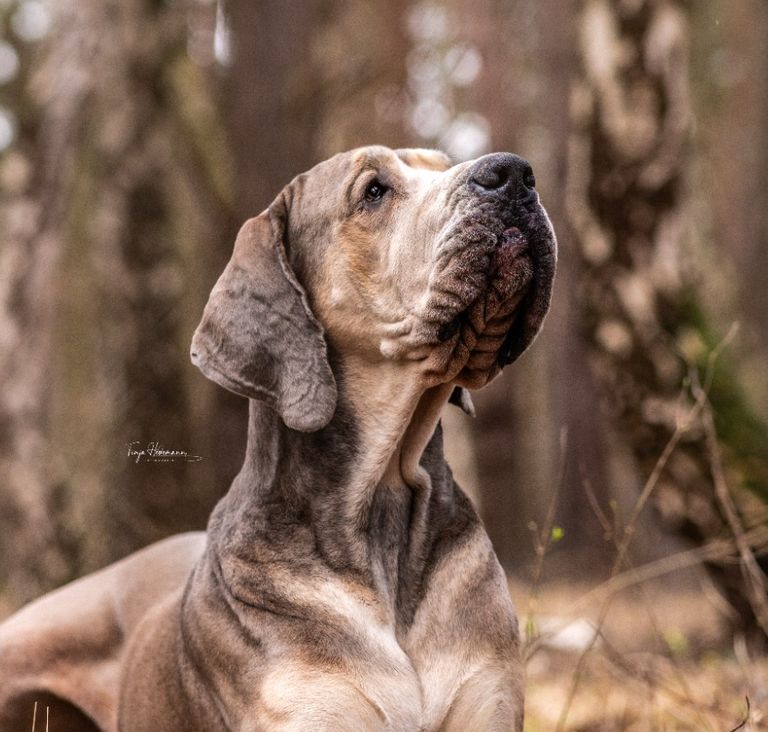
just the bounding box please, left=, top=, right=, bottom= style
left=0, top=532, right=205, bottom=730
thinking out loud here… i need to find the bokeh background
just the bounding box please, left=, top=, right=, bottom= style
left=1, top=0, right=767, bottom=728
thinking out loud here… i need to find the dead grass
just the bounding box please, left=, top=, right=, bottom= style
left=525, top=648, right=766, bottom=731
left=30, top=700, right=50, bottom=732
left=515, top=581, right=767, bottom=731
left=516, top=334, right=768, bottom=730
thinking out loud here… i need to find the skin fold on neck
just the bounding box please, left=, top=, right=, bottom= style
left=207, top=353, right=458, bottom=614
left=339, top=354, right=453, bottom=521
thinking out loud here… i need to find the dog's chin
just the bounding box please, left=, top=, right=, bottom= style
left=421, top=207, right=557, bottom=388
left=427, top=231, right=533, bottom=387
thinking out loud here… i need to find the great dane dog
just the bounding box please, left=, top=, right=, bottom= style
left=0, top=146, right=556, bottom=731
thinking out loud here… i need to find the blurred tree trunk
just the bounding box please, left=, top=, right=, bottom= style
left=722, top=2, right=768, bottom=352
left=221, top=0, right=327, bottom=217
left=222, top=0, right=410, bottom=219
left=699, top=0, right=768, bottom=416
left=0, top=0, right=234, bottom=606
left=0, top=4, right=81, bottom=601
left=449, top=0, right=614, bottom=574
left=569, top=0, right=768, bottom=637
left=0, top=0, right=414, bottom=609
left=535, top=0, right=620, bottom=574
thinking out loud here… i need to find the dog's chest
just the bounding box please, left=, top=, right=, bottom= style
left=251, top=604, right=468, bottom=732
left=228, top=567, right=469, bottom=731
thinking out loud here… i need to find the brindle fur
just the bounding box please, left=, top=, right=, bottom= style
left=0, top=146, right=556, bottom=731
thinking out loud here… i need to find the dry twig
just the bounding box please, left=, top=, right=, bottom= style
left=554, top=326, right=746, bottom=730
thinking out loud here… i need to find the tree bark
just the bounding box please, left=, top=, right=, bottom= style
left=0, top=0, right=120, bottom=602
left=570, top=0, right=768, bottom=637
left=0, top=0, right=414, bottom=610
left=446, top=0, right=614, bottom=574
left=0, top=0, right=234, bottom=605
left=222, top=0, right=410, bottom=218
left=698, top=0, right=768, bottom=418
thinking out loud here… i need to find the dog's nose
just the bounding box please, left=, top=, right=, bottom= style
left=468, top=153, right=536, bottom=201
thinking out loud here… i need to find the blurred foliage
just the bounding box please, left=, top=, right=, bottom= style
left=678, top=289, right=768, bottom=505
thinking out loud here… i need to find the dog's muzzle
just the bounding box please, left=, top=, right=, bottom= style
left=469, top=153, right=557, bottom=367
left=428, top=152, right=557, bottom=385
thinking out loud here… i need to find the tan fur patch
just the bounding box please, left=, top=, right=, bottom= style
left=336, top=219, right=381, bottom=304
left=396, top=148, right=453, bottom=172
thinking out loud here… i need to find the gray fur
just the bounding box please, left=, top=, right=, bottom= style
left=0, top=146, right=556, bottom=731
left=190, top=198, right=337, bottom=432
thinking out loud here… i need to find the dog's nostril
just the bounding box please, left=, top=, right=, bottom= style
left=468, top=153, right=536, bottom=199
left=522, top=165, right=535, bottom=190
left=470, top=165, right=510, bottom=191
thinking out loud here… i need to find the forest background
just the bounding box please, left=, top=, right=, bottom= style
left=1, top=0, right=767, bottom=728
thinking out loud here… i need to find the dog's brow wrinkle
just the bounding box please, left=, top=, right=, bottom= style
left=344, top=155, right=380, bottom=197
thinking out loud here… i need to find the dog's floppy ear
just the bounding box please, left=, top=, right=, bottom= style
left=190, top=196, right=337, bottom=432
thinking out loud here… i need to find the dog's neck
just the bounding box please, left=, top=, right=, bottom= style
left=208, top=355, right=459, bottom=609
left=338, top=354, right=453, bottom=504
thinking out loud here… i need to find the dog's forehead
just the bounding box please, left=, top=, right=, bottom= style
left=350, top=145, right=454, bottom=184
left=280, top=146, right=465, bottom=236
left=299, top=145, right=453, bottom=195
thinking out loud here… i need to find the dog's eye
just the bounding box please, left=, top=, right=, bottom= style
left=364, top=179, right=388, bottom=203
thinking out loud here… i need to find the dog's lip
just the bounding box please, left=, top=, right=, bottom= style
left=436, top=228, right=532, bottom=344
left=496, top=211, right=557, bottom=366
left=430, top=199, right=556, bottom=371
left=494, top=226, right=532, bottom=278
left=498, top=226, right=530, bottom=256
left=449, top=208, right=555, bottom=366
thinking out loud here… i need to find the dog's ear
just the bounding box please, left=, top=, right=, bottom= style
left=449, top=386, right=475, bottom=417
left=190, top=197, right=337, bottom=432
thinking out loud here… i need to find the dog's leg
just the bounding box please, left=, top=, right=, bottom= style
left=439, top=666, right=523, bottom=732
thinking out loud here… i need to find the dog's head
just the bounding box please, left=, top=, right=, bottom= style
left=191, top=145, right=557, bottom=431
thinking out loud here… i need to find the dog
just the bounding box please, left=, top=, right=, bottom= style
left=0, top=145, right=556, bottom=731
